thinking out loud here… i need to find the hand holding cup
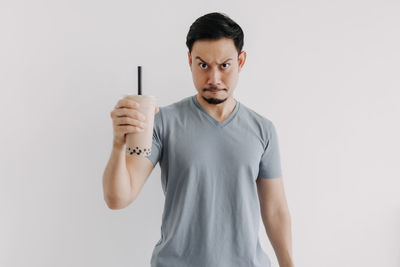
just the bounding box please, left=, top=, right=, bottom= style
left=110, top=95, right=159, bottom=148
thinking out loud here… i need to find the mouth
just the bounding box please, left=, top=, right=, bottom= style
left=207, top=89, right=224, bottom=92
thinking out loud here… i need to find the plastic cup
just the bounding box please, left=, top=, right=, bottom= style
left=125, top=95, right=156, bottom=157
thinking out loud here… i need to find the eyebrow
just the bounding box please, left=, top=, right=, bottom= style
left=195, top=56, right=233, bottom=64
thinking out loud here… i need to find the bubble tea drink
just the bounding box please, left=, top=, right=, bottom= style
left=125, top=95, right=156, bottom=157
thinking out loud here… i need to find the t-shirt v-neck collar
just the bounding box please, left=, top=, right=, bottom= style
left=191, top=94, right=240, bottom=128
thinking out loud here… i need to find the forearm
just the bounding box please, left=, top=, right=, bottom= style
left=102, top=141, right=131, bottom=209
left=263, top=209, right=294, bottom=267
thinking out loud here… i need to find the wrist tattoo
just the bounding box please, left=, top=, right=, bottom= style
left=126, top=145, right=152, bottom=156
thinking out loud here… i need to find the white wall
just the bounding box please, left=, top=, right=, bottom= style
left=1, top=0, right=399, bottom=266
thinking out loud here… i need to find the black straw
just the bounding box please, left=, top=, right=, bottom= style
left=137, top=66, right=142, bottom=95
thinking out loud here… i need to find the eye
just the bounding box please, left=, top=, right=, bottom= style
left=199, top=63, right=208, bottom=69
left=221, top=63, right=230, bottom=69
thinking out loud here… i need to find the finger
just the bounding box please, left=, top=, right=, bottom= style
left=115, top=98, right=140, bottom=109
left=117, top=125, right=144, bottom=134
left=113, top=108, right=146, bottom=121
left=115, top=117, right=146, bottom=128
left=124, top=94, right=139, bottom=100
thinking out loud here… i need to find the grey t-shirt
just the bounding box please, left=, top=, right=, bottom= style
left=145, top=94, right=283, bottom=267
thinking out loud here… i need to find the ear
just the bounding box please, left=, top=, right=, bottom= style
left=188, top=51, right=192, bottom=68
left=238, top=51, right=247, bottom=72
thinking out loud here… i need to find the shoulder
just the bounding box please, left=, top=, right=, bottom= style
left=239, top=101, right=275, bottom=129
left=160, top=95, right=194, bottom=116
left=238, top=101, right=279, bottom=148
left=158, top=95, right=191, bottom=114
left=154, top=95, right=192, bottom=125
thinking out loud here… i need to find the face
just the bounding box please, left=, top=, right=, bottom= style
left=188, top=37, right=246, bottom=105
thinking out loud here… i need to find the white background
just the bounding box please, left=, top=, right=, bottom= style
left=1, top=0, right=399, bottom=266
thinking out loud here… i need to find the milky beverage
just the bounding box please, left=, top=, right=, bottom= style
left=125, top=95, right=156, bottom=157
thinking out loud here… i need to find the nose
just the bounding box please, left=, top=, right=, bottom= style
left=207, top=68, right=222, bottom=87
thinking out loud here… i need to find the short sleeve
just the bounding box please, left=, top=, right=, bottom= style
left=145, top=107, right=163, bottom=167
left=258, top=121, right=283, bottom=179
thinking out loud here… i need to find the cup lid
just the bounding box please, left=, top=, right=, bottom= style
left=136, top=95, right=156, bottom=98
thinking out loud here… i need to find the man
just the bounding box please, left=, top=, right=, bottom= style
left=104, top=12, right=294, bottom=267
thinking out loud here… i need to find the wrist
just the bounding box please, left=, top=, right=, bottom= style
left=112, top=139, right=125, bottom=151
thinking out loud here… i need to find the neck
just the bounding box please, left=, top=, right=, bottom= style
left=195, top=93, right=237, bottom=122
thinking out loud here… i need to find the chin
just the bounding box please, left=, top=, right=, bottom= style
left=201, top=94, right=228, bottom=105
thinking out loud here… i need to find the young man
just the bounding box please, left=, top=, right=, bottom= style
left=105, top=12, right=294, bottom=267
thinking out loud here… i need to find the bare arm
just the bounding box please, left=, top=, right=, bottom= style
left=102, top=142, right=132, bottom=209
left=103, top=95, right=158, bottom=210
left=256, top=176, right=294, bottom=267
left=102, top=141, right=154, bottom=209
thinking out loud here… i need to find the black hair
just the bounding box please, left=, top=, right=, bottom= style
left=186, top=12, right=244, bottom=56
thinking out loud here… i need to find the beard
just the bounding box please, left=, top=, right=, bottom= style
left=202, top=87, right=228, bottom=105
left=202, top=96, right=227, bottom=104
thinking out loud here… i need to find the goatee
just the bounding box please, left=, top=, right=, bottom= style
left=201, top=95, right=227, bottom=105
